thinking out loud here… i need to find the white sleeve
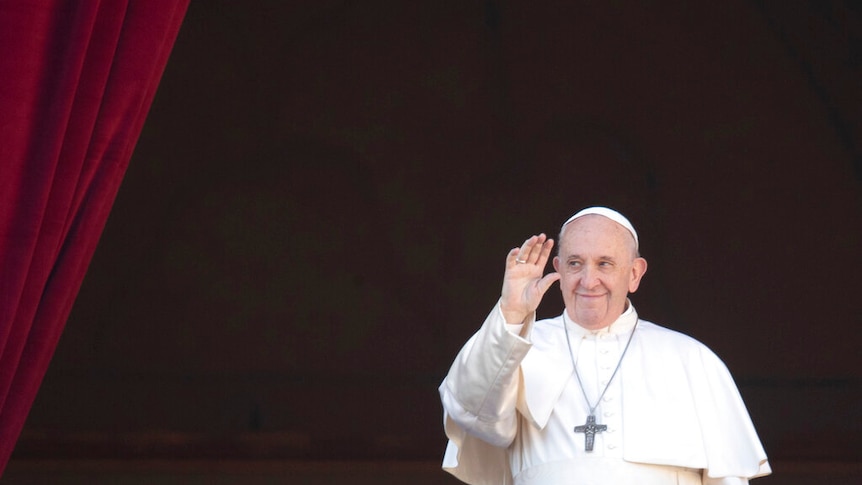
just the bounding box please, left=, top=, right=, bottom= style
left=439, top=300, right=534, bottom=447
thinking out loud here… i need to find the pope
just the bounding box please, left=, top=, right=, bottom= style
left=439, top=207, right=771, bottom=485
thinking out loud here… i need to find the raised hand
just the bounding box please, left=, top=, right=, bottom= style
left=500, top=233, right=561, bottom=324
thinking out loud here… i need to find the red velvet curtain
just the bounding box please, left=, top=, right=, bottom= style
left=0, top=0, right=188, bottom=473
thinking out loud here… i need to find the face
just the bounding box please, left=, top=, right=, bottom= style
left=552, top=215, right=647, bottom=330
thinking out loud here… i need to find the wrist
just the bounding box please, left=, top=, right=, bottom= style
left=499, top=302, right=528, bottom=325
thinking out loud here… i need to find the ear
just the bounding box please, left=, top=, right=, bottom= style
left=628, top=257, right=648, bottom=293
left=552, top=255, right=561, bottom=272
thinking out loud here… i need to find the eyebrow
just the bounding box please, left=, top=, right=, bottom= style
left=566, top=254, right=617, bottom=261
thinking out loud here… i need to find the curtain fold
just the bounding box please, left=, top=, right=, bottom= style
left=0, top=0, right=189, bottom=473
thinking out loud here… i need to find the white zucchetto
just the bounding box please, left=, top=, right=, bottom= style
left=562, top=207, right=638, bottom=250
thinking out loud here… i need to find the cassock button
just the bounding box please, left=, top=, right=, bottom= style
left=603, top=411, right=614, bottom=417
left=607, top=444, right=617, bottom=450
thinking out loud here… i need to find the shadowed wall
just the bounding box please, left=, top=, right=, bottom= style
left=12, top=0, right=861, bottom=476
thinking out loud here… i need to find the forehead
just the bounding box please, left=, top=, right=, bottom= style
left=559, top=215, right=634, bottom=255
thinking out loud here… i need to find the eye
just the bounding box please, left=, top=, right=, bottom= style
left=567, top=260, right=582, bottom=268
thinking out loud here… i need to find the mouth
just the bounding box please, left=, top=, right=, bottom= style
left=576, top=293, right=606, bottom=299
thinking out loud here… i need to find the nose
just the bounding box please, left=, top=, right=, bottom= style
left=579, top=265, right=600, bottom=290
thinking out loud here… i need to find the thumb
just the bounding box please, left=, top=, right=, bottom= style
left=537, top=272, right=561, bottom=296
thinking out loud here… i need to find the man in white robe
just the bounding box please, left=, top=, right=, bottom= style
left=439, top=207, right=770, bottom=484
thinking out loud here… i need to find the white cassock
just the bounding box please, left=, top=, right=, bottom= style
left=439, top=301, right=771, bottom=485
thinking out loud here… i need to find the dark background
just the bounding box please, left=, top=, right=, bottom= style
left=9, top=0, right=861, bottom=480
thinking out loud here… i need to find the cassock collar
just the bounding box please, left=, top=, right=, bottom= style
left=562, top=300, right=638, bottom=338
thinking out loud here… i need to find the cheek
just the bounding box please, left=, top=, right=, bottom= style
left=560, top=274, right=577, bottom=292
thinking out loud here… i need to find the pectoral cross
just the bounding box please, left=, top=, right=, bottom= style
left=573, top=414, right=607, bottom=452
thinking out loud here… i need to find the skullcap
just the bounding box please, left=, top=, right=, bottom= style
left=562, top=207, right=638, bottom=249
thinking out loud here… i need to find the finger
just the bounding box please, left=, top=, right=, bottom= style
left=537, top=272, right=561, bottom=295
left=514, top=236, right=538, bottom=264
left=528, top=234, right=551, bottom=264
left=537, top=237, right=555, bottom=264
left=508, top=247, right=535, bottom=269
left=519, top=234, right=546, bottom=264
left=506, top=247, right=522, bottom=267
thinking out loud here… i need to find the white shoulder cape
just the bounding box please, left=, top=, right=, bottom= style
left=439, top=305, right=771, bottom=484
